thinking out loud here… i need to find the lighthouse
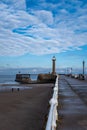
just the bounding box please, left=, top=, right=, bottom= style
left=52, top=56, right=56, bottom=75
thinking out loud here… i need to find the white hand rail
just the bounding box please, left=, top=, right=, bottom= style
left=46, top=75, right=59, bottom=130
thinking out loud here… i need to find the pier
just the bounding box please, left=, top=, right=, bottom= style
left=57, top=75, right=87, bottom=130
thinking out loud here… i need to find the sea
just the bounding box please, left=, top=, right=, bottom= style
left=0, top=71, right=38, bottom=91
left=0, top=74, right=38, bottom=84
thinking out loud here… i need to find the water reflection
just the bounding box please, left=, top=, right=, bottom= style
left=0, top=85, right=32, bottom=91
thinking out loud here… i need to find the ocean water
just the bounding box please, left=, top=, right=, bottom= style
left=0, top=74, right=38, bottom=91
left=0, top=74, right=38, bottom=84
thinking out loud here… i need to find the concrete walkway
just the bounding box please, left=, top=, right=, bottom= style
left=57, top=75, right=87, bottom=130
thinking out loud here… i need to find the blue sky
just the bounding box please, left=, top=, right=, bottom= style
left=0, top=0, right=87, bottom=73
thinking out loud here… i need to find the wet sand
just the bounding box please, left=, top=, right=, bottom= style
left=0, top=83, right=53, bottom=130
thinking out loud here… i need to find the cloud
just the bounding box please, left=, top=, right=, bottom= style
left=0, top=0, right=87, bottom=56
left=32, top=10, right=53, bottom=25
left=0, top=0, right=26, bottom=10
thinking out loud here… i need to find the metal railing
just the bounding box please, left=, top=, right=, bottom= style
left=46, top=75, right=59, bottom=130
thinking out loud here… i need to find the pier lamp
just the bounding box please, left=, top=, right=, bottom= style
left=82, top=60, right=85, bottom=75
left=82, top=60, right=85, bottom=80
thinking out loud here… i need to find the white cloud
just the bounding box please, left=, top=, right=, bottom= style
left=32, top=10, right=54, bottom=25
left=0, top=0, right=26, bottom=10
left=0, top=0, right=87, bottom=56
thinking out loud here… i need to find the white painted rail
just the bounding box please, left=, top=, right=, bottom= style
left=46, top=75, right=59, bottom=130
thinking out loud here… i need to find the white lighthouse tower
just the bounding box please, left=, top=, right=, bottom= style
left=52, top=56, right=56, bottom=75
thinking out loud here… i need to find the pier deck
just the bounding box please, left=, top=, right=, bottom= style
left=57, top=75, right=87, bottom=130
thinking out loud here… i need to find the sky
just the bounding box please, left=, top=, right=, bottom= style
left=0, top=0, right=87, bottom=73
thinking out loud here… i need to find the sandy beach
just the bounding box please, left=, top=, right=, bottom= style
left=0, top=83, right=53, bottom=130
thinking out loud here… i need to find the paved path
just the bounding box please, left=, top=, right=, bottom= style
left=64, top=76, right=87, bottom=104
left=57, top=75, right=87, bottom=130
